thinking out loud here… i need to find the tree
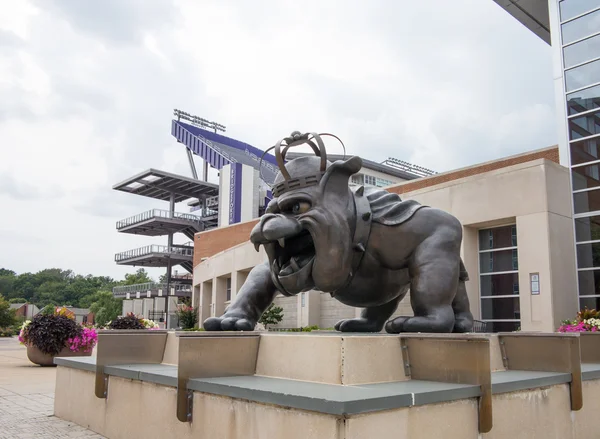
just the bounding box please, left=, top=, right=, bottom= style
left=121, top=268, right=153, bottom=286
left=89, top=291, right=123, bottom=328
left=259, top=303, right=284, bottom=329
left=0, top=267, right=141, bottom=312
left=0, top=295, right=16, bottom=328
left=0, top=269, right=16, bottom=299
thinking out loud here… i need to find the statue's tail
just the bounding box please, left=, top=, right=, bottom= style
left=459, top=258, right=469, bottom=282
left=453, top=258, right=474, bottom=333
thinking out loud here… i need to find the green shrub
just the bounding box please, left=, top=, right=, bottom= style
left=276, top=325, right=328, bottom=332
left=0, top=295, right=16, bottom=328
left=175, top=305, right=198, bottom=330
left=0, top=327, right=14, bottom=337
left=259, top=303, right=284, bottom=329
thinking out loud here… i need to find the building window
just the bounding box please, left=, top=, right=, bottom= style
left=226, top=277, right=231, bottom=302
left=364, top=175, right=377, bottom=186
left=351, top=174, right=364, bottom=185
left=375, top=177, right=394, bottom=187
left=555, top=0, right=600, bottom=312
left=561, top=7, right=600, bottom=45
left=574, top=213, right=600, bottom=307
left=560, top=0, right=600, bottom=23
left=362, top=174, right=394, bottom=188
left=479, top=225, right=520, bottom=332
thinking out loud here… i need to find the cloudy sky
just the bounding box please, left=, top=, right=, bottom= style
left=0, top=0, right=556, bottom=280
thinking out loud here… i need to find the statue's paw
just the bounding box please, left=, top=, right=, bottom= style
left=384, top=316, right=410, bottom=334
left=453, top=314, right=474, bottom=333
left=203, top=316, right=255, bottom=331
left=334, top=318, right=381, bottom=333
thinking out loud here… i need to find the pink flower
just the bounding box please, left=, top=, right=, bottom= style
left=66, top=326, right=98, bottom=352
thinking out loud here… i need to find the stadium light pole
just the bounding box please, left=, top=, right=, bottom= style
left=173, top=108, right=226, bottom=182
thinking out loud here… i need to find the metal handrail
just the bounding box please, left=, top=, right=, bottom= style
left=112, top=282, right=192, bottom=296
left=114, top=245, right=194, bottom=262
left=116, top=209, right=204, bottom=229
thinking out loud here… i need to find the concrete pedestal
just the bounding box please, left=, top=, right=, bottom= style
left=53, top=331, right=600, bottom=439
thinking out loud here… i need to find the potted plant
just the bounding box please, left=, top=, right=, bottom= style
left=105, top=312, right=160, bottom=330
left=19, top=307, right=98, bottom=366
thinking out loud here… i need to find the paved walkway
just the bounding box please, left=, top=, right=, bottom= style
left=0, top=337, right=104, bottom=438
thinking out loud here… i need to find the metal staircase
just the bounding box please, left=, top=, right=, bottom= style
left=115, top=208, right=215, bottom=241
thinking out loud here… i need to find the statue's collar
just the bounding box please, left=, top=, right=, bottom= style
left=331, top=185, right=372, bottom=297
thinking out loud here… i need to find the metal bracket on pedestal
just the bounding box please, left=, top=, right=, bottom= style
left=578, top=332, right=600, bottom=364
left=185, top=390, right=194, bottom=422
left=94, top=330, right=169, bottom=399
left=399, top=334, right=492, bottom=434
left=497, top=333, right=583, bottom=411
left=400, top=339, right=411, bottom=377
left=176, top=332, right=261, bottom=423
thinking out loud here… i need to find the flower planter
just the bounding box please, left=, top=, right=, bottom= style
left=26, top=345, right=92, bottom=367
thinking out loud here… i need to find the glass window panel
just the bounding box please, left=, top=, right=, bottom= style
left=478, top=226, right=517, bottom=251
left=480, top=249, right=518, bottom=274
left=570, top=135, right=600, bottom=164
left=578, top=269, right=600, bottom=295
left=574, top=215, right=600, bottom=241
left=573, top=188, right=600, bottom=213
left=569, top=111, right=600, bottom=140
left=351, top=174, right=364, bottom=185
left=564, top=33, right=600, bottom=67
left=576, top=242, right=600, bottom=268
left=580, top=296, right=600, bottom=311
left=566, top=58, right=600, bottom=91
left=487, top=321, right=520, bottom=333
left=572, top=163, right=600, bottom=190
left=560, top=0, right=600, bottom=22
left=567, top=83, right=600, bottom=115
left=480, top=273, right=520, bottom=297
left=481, top=297, right=520, bottom=320
left=562, top=9, right=600, bottom=45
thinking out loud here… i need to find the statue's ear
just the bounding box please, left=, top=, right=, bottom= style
left=319, top=156, right=362, bottom=197
left=265, top=197, right=280, bottom=214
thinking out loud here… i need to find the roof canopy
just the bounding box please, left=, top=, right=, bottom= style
left=112, top=169, right=219, bottom=203
left=492, top=0, right=550, bottom=44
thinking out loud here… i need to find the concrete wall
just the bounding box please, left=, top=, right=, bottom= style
left=192, top=157, right=578, bottom=332
left=271, top=295, right=298, bottom=328
left=319, top=293, right=355, bottom=329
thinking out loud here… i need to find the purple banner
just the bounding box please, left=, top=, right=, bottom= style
left=229, top=163, right=243, bottom=224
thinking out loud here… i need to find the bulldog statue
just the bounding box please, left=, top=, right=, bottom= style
left=203, top=131, right=474, bottom=333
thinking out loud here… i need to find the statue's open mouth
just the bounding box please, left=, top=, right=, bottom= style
left=268, top=229, right=316, bottom=294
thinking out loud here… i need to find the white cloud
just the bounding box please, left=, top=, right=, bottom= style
left=0, top=0, right=557, bottom=278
